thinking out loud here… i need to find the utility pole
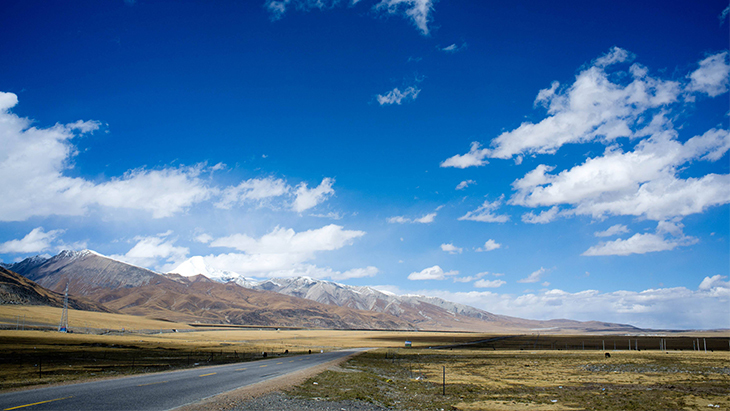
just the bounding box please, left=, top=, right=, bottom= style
left=58, top=283, right=69, bottom=332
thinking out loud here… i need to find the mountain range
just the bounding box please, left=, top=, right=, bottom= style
left=3, top=251, right=642, bottom=333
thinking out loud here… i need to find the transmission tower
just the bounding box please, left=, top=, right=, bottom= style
left=58, top=283, right=69, bottom=333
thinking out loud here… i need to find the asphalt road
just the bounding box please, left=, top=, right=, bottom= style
left=0, top=348, right=369, bottom=411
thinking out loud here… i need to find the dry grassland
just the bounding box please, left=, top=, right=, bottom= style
left=0, top=305, right=193, bottom=331
left=289, top=348, right=730, bottom=410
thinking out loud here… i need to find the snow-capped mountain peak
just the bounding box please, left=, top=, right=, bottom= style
left=168, top=257, right=259, bottom=287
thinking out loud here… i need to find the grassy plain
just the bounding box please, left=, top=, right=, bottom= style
left=290, top=349, right=730, bottom=410
left=1, top=306, right=728, bottom=409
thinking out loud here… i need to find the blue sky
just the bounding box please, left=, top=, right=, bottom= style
left=1, top=0, right=728, bottom=329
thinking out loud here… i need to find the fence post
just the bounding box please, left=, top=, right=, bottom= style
left=442, top=366, right=446, bottom=396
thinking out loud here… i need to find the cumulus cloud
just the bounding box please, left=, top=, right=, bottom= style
left=686, top=52, right=729, bottom=97
left=377, top=86, right=420, bottom=105
left=440, top=142, right=490, bottom=168
left=517, top=267, right=547, bottom=283
left=473, top=279, right=506, bottom=288
left=111, top=232, right=189, bottom=272
left=0, top=92, right=207, bottom=220
left=408, top=265, right=458, bottom=280
left=583, top=220, right=697, bottom=256
left=594, top=224, right=630, bottom=237
left=0, top=91, right=337, bottom=221
left=442, top=48, right=729, bottom=165
left=210, top=224, right=364, bottom=255
left=292, top=178, right=335, bottom=212
left=476, top=239, right=501, bottom=252
left=458, top=196, right=510, bottom=223
left=0, top=227, right=65, bottom=254
left=175, top=224, right=368, bottom=279
left=440, top=243, right=462, bottom=254
left=195, top=233, right=214, bottom=244
left=699, top=274, right=730, bottom=290
left=521, top=206, right=560, bottom=224
left=510, top=127, right=730, bottom=221
left=418, top=276, right=730, bottom=329
left=387, top=212, right=436, bottom=224
left=455, top=180, right=475, bottom=190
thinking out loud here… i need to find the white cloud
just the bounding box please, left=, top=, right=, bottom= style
left=0, top=227, right=65, bottom=253
left=333, top=266, right=379, bottom=280
left=510, top=127, right=730, bottom=221
left=686, top=52, right=729, bottom=97
left=583, top=220, right=697, bottom=256
left=721, top=5, right=730, bottom=23
left=518, top=267, right=547, bottom=283
left=440, top=243, right=462, bottom=254
left=210, top=224, right=364, bottom=255
left=594, top=224, right=630, bottom=237
left=408, top=265, right=458, bottom=280
left=292, top=178, right=335, bottom=212
left=455, top=180, right=475, bottom=190
left=387, top=212, right=436, bottom=224
left=195, top=233, right=213, bottom=244
left=0, top=91, right=216, bottom=221
left=264, top=0, right=434, bottom=35
left=111, top=232, right=189, bottom=272
left=310, top=212, right=343, bottom=220
left=699, top=275, right=730, bottom=290
left=0, top=91, right=337, bottom=221
left=521, top=206, right=560, bottom=224
left=442, top=47, right=710, bottom=164
left=377, top=86, right=420, bottom=105
left=215, top=177, right=290, bottom=209
left=418, top=277, right=730, bottom=329
left=440, top=142, right=490, bottom=168
left=474, top=279, right=506, bottom=288
left=374, top=0, right=434, bottom=35
left=458, top=196, right=510, bottom=223
left=476, top=239, right=501, bottom=252
left=440, top=42, right=466, bottom=53
left=171, top=224, right=367, bottom=279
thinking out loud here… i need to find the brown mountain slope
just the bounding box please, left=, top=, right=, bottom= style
left=86, top=275, right=413, bottom=329
left=9, top=251, right=413, bottom=329
left=0, top=267, right=113, bottom=313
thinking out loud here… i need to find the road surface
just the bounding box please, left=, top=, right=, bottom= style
left=0, top=348, right=369, bottom=411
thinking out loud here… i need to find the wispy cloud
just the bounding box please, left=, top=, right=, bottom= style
left=455, top=180, right=476, bottom=190
left=583, top=221, right=697, bottom=256
left=458, top=196, right=510, bottom=223
left=377, top=86, right=421, bottom=105
left=517, top=267, right=547, bottom=283
left=594, top=224, right=630, bottom=238
left=387, top=212, right=436, bottom=224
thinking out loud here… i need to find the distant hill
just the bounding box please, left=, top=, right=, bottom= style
left=0, top=266, right=112, bottom=312
left=8, top=250, right=643, bottom=333
left=8, top=251, right=413, bottom=330
left=170, top=257, right=642, bottom=334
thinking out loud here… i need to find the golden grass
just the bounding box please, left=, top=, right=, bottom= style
left=0, top=305, right=193, bottom=331
left=289, top=348, right=730, bottom=410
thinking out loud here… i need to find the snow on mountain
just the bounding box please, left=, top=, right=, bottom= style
left=168, top=256, right=259, bottom=287
left=252, top=276, right=501, bottom=325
